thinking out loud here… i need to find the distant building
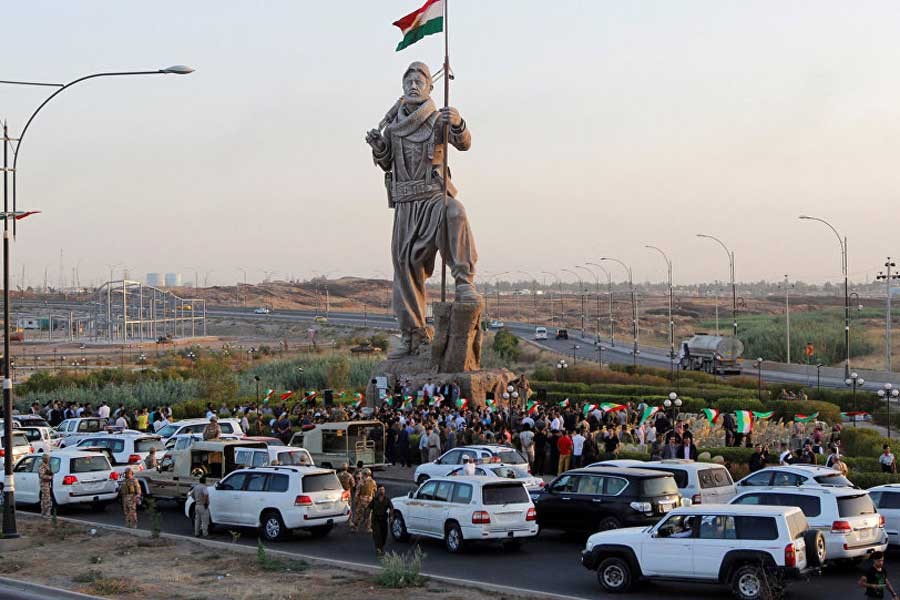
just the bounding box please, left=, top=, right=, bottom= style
left=146, top=273, right=162, bottom=287
left=164, top=272, right=182, bottom=288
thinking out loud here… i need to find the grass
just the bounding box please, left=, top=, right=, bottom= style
left=376, top=547, right=427, bottom=589
left=255, top=539, right=308, bottom=572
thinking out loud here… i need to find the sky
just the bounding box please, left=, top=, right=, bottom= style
left=4, top=1, right=900, bottom=289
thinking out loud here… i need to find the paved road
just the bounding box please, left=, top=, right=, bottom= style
left=19, top=480, right=876, bottom=600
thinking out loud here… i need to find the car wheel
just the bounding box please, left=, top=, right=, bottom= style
left=804, top=529, right=827, bottom=567
left=596, top=516, right=622, bottom=532
left=444, top=522, right=464, bottom=554
left=416, top=474, right=430, bottom=485
left=261, top=510, right=287, bottom=542
left=308, top=524, right=333, bottom=538
left=596, top=557, right=633, bottom=593
left=731, top=564, right=768, bottom=600
left=391, top=511, right=409, bottom=542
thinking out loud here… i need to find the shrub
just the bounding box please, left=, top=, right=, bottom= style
left=376, top=547, right=426, bottom=588
left=492, top=329, right=521, bottom=362
left=698, top=447, right=755, bottom=465
left=840, top=428, right=890, bottom=458
left=842, top=456, right=881, bottom=473
left=848, top=472, right=900, bottom=490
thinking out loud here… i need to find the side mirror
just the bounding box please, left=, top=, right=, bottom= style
left=433, top=459, right=440, bottom=464
left=215, top=481, right=222, bottom=489
left=407, top=491, right=413, bottom=498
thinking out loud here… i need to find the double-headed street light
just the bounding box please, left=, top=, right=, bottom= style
left=845, top=372, right=865, bottom=427
left=663, top=392, right=682, bottom=420
left=575, top=265, right=600, bottom=340
left=586, top=262, right=615, bottom=347
left=799, top=215, right=850, bottom=378
left=556, top=359, right=568, bottom=381
left=0, top=65, right=193, bottom=538
left=600, top=257, right=638, bottom=366
left=878, top=383, right=900, bottom=439
left=561, top=268, right=585, bottom=337
left=696, top=234, right=737, bottom=338
left=541, top=271, right=562, bottom=327
left=646, top=245, right=675, bottom=380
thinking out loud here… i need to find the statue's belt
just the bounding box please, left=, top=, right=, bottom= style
left=391, top=179, right=444, bottom=203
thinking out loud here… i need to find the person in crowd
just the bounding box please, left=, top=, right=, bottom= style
left=882, top=444, right=897, bottom=474
left=858, top=551, right=899, bottom=600
left=603, top=426, right=620, bottom=460
left=145, top=447, right=159, bottom=471
left=557, top=429, right=573, bottom=474
left=189, top=475, right=210, bottom=537
left=748, top=444, right=768, bottom=472
left=203, top=415, right=222, bottom=440
left=371, top=485, right=391, bottom=556
left=519, top=423, right=535, bottom=467
left=661, top=435, right=680, bottom=459
left=571, top=427, right=585, bottom=468
left=462, top=455, right=476, bottom=476
left=677, top=436, right=698, bottom=461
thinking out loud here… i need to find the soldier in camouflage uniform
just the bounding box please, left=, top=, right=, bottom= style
left=120, top=467, right=142, bottom=528
left=38, top=454, right=54, bottom=518
left=352, top=469, right=376, bottom=533
left=336, top=463, right=354, bottom=526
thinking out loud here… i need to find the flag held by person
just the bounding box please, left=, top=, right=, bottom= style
left=701, top=408, right=720, bottom=425
left=752, top=410, right=774, bottom=420
left=558, top=398, right=570, bottom=408
left=735, top=410, right=753, bottom=434
left=456, top=398, right=469, bottom=411
left=639, top=406, right=660, bottom=426
left=280, top=391, right=294, bottom=402
left=583, top=403, right=597, bottom=418
left=263, top=388, right=274, bottom=402
left=600, top=402, right=625, bottom=413
left=794, top=412, right=819, bottom=423
left=526, top=401, right=540, bottom=416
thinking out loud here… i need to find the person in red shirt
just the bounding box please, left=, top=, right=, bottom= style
left=557, top=430, right=574, bottom=474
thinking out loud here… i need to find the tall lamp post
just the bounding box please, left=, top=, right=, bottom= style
left=556, top=359, right=568, bottom=381
left=878, top=383, right=899, bottom=439
left=799, top=215, right=850, bottom=378
left=780, top=275, right=793, bottom=364
left=575, top=265, right=600, bottom=341
left=561, top=268, right=585, bottom=337
left=753, top=357, right=764, bottom=400
left=541, top=271, right=562, bottom=328
left=0, top=64, right=193, bottom=538
left=586, top=262, right=615, bottom=347
left=845, top=372, right=865, bottom=427
left=646, top=245, right=675, bottom=379
left=816, top=363, right=824, bottom=390
left=571, top=344, right=580, bottom=366
left=600, top=257, right=638, bottom=366
left=663, top=392, right=682, bottom=420
left=697, top=234, right=737, bottom=338
left=876, top=258, right=899, bottom=372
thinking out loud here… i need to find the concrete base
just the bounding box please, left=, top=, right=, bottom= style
left=430, top=301, right=483, bottom=373
left=368, top=359, right=520, bottom=408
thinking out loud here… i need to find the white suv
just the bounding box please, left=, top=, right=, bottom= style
left=731, top=486, right=886, bottom=561
left=12, top=451, right=120, bottom=507
left=582, top=504, right=822, bottom=600
left=868, top=484, right=900, bottom=547
left=72, top=434, right=165, bottom=466
left=413, top=445, right=530, bottom=484
left=184, top=466, right=349, bottom=542
left=234, top=446, right=314, bottom=469
left=390, top=476, right=538, bottom=553
left=156, top=418, right=244, bottom=439
left=592, top=459, right=736, bottom=505
left=735, top=465, right=853, bottom=489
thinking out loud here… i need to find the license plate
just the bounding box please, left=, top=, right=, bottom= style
left=860, top=528, right=875, bottom=540
left=659, top=504, right=672, bottom=513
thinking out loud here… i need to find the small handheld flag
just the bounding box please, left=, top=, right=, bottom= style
left=600, top=402, right=625, bottom=413
left=794, top=412, right=819, bottom=423
left=735, top=410, right=753, bottom=433
left=280, top=391, right=294, bottom=402
left=752, top=410, right=774, bottom=421
left=558, top=398, right=570, bottom=408
left=639, top=406, right=660, bottom=425
left=263, top=388, right=274, bottom=403
left=583, top=403, right=597, bottom=418
left=701, top=408, right=720, bottom=425
left=456, top=398, right=469, bottom=412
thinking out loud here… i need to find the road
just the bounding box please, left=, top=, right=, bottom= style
left=22, top=479, right=875, bottom=600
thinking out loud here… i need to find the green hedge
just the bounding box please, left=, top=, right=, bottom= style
left=840, top=428, right=890, bottom=458
left=848, top=472, right=900, bottom=490
left=842, top=456, right=881, bottom=473
left=698, top=447, right=755, bottom=464
left=763, top=400, right=841, bottom=425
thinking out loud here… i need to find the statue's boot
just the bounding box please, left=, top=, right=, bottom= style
left=388, top=332, right=412, bottom=359
left=409, top=328, right=431, bottom=355
left=455, top=283, right=482, bottom=304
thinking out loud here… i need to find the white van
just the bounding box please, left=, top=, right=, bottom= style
left=534, top=327, right=548, bottom=340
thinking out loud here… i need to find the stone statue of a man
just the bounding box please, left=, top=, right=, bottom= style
left=366, top=62, right=481, bottom=358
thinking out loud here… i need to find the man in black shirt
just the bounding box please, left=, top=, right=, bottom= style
left=859, top=552, right=898, bottom=599
left=748, top=444, right=768, bottom=472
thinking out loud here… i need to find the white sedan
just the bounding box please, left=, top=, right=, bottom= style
left=12, top=451, right=120, bottom=507
left=391, top=476, right=538, bottom=553
left=413, top=445, right=531, bottom=484
left=445, top=463, right=545, bottom=493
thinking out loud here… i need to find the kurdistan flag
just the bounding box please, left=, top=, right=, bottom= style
left=753, top=410, right=774, bottom=420
left=583, top=403, right=597, bottom=418
left=558, top=398, right=570, bottom=408
left=639, top=406, right=660, bottom=425
left=456, top=398, right=469, bottom=411
left=485, top=398, right=495, bottom=408
left=600, top=402, right=625, bottom=413
left=263, top=388, right=274, bottom=402
left=735, top=410, right=753, bottom=434
left=393, top=0, right=444, bottom=51
left=701, top=408, right=720, bottom=425
left=526, top=401, right=540, bottom=416
left=794, top=412, right=819, bottom=423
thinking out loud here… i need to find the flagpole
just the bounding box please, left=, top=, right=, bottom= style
left=439, top=0, right=450, bottom=303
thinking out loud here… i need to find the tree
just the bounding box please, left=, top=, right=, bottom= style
left=492, top=329, right=521, bottom=362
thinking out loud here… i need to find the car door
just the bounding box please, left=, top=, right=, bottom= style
left=641, top=514, right=696, bottom=576
left=407, top=481, right=438, bottom=534
left=212, top=472, right=247, bottom=524
left=14, top=457, right=37, bottom=503
left=692, top=514, right=738, bottom=578
left=240, top=472, right=270, bottom=526
left=871, top=491, right=900, bottom=545
left=423, top=480, right=453, bottom=534
left=574, top=475, right=608, bottom=530
left=536, top=474, right=580, bottom=530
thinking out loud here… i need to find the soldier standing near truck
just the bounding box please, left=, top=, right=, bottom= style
left=120, top=468, right=142, bottom=528
left=38, top=454, right=53, bottom=518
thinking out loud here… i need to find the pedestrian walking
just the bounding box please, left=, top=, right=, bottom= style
left=189, top=475, right=210, bottom=537
left=38, top=454, right=53, bottom=518
left=120, top=468, right=142, bottom=528
left=859, top=551, right=899, bottom=599
left=371, top=485, right=391, bottom=555
left=352, top=469, right=376, bottom=533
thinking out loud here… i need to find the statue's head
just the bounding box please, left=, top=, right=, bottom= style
left=402, top=61, right=433, bottom=105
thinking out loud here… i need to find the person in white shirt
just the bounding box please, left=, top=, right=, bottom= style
left=519, top=426, right=535, bottom=466
left=462, top=456, right=476, bottom=476
left=778, top=442, right=793, bottom=465
left=97, top=403, right=110, bottom=420
left=550, top=415, right=563, bottom=432
left=115, top=414, right=129, bottom=429
left=646, top=425, right=657, bottom=444
left=572, top=430, right=586, bottom=467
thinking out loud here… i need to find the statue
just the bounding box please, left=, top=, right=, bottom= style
left=366, top=61, right=481, bottom=359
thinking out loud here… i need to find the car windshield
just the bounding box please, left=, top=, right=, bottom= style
left=276, top=451, right=311, bottom=466
left=490, top=466, right=520, bottom=479
left=302, top=473, right=341, bottom=493
left=3, top=434, right=30, bottom=447
left=497, top=451, right=526, bottom=465
left=135, top=439, right=165, bottom=453
left=482, top=483, right=529, bottom=505
left=838, top=494, right=877, bottom=517
left=646, top=467, right=688, bottom=488
left=814, top=473, right=853, bottom=487
left=157, top=424, right=179, bottom=438
left=641, top=476, right=679, bottom=497
left=70, top=456, right=110, bottom=473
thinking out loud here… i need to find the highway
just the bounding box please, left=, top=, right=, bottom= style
left=30, top=482, right=874, bottom=600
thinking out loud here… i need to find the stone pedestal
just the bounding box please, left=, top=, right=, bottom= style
left=371, top=358, right=518, bottom=407
left=430, top=300, right=483, bottom=373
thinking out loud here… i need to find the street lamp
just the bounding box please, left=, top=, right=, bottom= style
left=586, top=262, right=615, bottom=347
left=541, top=271, right=562, bottom=328
left=595, top=341, right=605, bottom=367
left=753, top=357, right=764, bottom=400
left=0, top=64, right=194, bottom=538
left=696, top=234, right=737, bottom=338
left=878, top=383, right=900, bottom=439
left=646, top=245, right=675, bottom=380
left=254, top=375, right=261, bottom=403
left=575, top=265, right=600, bottom=340
left=816, top=363, right=824, bottom=390
left=556, top=359, right=568, bottom=381
left=663, top=392, right=682, bottom=420
left=799, top=215, right=850, bottom=378
left=876, top=258, right=900, bottom=372
left=572, top=344, right=580, bottom=365
left=561, top=268, right=585, bottom=337
left=502, top=383, right=520, bottom=407
left=600, top=257, right=637, bottom=365
left=845, top=372, right=865, bottom=427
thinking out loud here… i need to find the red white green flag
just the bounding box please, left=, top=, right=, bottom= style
left=526, top=401, right=540, bottom=416
left=583, top=403, right=597, bottom=418
left=280, top=390, right=294, bottom=401
left=735, top=410, right=753, bottom=434
left=393, top=0, right=444, bottom=52
left=354, top=393, right=365, bottom=410
left=753, top=410, right=774, bottom=420
left=600, top=402, right=625, bottom=413
left=263, top=388, right=274, bottom=402
left=456, top=398, right=469, bottom=411
left=639, top=406, right=660, bottom=425
left=401, top=396, right=413, bottom=409
left=701, top=408, right=720, bottom=425
left=558, top=398, right=570, bottom=408
left=485, top=398, right=495, bottom=408
left=794, top=412, right=819, bottom=423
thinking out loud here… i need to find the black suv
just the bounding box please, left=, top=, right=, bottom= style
left=556, top=329, right=569, bottom=340
left=533, top=467, right=680, bottom=533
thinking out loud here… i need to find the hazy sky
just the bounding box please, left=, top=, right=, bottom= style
left=4, top=1, right=900, bottom=289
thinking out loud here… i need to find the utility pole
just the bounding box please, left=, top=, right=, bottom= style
left=877, top=258, right=899, bottom=372
left=783, top=274, right=791, bottom=364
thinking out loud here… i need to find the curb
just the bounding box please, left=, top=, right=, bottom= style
left=28, top=512, right=588, bottom=600
left=0, top=576, right=102, bottom=600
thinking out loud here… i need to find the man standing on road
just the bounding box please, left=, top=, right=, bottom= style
left=571, top=428, right=585, bottom=468
left=203, top=415, right=221, bottom=440
left=337, top=463, right=355, bottom=525
left=189, top=475, right=210, bottom=538
left=120, top=468, right=142, bottom=529
left=859, top=551, right=899, bottom=599
left=38, top=454, right=53, bottom=518
left=427, top=426, right=441, bottom=462
left=352, top=469, right=376, bottom=533
left=371, top=485, right=391, bottom=556
left=748, top=444, right=768, bottom=472
left=557, top=430, right=573, bottom=474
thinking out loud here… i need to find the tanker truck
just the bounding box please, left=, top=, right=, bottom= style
left=678, top=333, right=744, bottom=375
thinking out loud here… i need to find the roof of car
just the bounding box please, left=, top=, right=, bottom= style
left=238, top=465, right=332, bottom=476
left=172, top=418, right=239, bottom=425
left=32, top=450, right=110, bottom=460
left=754, top=465, right=839, bottom=475
left=463, top=445, right=516, bottom=452
left=427, top=475, right=526, bottom=485
left=869, top=484, right=900, bottom=491
left=672, top=504, right=804, bottom=517
left=733, top=486, right=867, bottom=498
left=568, top=466, right=677, bottom=478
